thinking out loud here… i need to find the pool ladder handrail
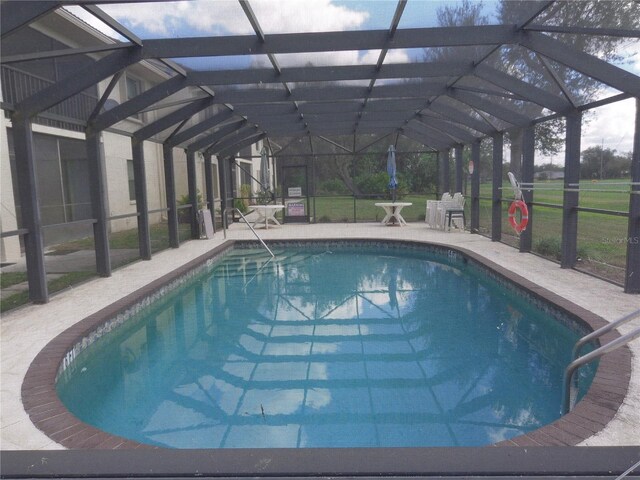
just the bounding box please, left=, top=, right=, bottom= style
left=222, top=207, right=274, bottom=257
left=562, top=309, right=640, bottom=414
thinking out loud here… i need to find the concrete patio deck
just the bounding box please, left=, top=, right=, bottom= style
left=1, top=222, right=638, bottom=449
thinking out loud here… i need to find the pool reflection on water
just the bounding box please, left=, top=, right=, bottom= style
left=57, top=246, right=595, bottom=448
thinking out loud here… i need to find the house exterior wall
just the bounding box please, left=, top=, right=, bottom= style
left=0, top=9, right=262, bottom=264
left=0, top=115, right=20, bottom=263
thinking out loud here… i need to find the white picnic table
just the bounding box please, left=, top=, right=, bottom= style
left=251, top=204, right=285, bottom=229
left=374, top=202, right=413, bottom=226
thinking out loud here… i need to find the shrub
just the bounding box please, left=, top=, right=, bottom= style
left=177, top=190, right=204, bottom=223
left=255, top=189, right=274, bottom=204
left=535, top=236, right=590, bottom=261
left=535, top=237, right=562, bottom=260
left=317, top=179, right=349, bottom=195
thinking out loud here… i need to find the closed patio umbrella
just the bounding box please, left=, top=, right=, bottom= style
left=260, top=146, right=270, bottom=192
left=387, top=145, right=397, bottom=202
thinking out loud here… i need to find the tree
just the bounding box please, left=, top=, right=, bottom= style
left=581, top=146, right=631, bottom=180
left=497, top=0, right=639, bottom=178
left=425, top=0, right=640, bottom=178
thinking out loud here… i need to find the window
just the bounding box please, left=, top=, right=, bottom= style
left=127, top=160, right=136, bottom=201
left=212, top=164, right=219, bottom=199
left=125, top=75, right=143, bottom=120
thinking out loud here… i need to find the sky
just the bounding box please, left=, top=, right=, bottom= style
left=65, top=0, right=639, bottom=160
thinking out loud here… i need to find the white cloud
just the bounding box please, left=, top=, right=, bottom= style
left=79, top=1, right=401, bottom=70
left=96, top=0, right=368, bottom=36
left=251, top=0, right=369, bottom=34
left=582, top=97, right=636, bottom=154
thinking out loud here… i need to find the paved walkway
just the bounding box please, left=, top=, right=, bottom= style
left=1, top=223, right=638, bottom=449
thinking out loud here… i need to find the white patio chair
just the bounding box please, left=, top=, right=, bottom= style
left=426, top=200, right=439, bottom=228
left=442, top=197, right=465, bottom=231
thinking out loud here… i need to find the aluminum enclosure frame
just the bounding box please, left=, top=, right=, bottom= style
left=2, top=0, right=640, bottom=304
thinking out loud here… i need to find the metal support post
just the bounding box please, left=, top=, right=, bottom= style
left=520, top=126, right=535, bottom=253
left=131, top=138, right=151, bottom=260
left=219, top=156, right=229, bottom=216
left=86, top=130, right=111, bottom=277
left=186, top=150, right=199, bottom=239
left=455, top=145, right=463, bottom=193
left=10, top=115, right=48, bottom=303
left=561, top=110, right=581, bottom=269
left=162, top=143, right=179, bottom=248
left=204, top=153, right=215, bottom=233
left=625, top=99, right=640, bottom=293
left=470, top=140, right=480, bottom=233
left=441, top=149, right=450, bottom=194
left=491, top=132, right=503, bottom=242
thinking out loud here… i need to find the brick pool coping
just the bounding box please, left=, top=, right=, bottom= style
left=21, top=239, right=632, bottom=450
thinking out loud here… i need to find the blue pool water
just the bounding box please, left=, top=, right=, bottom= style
left=57, top=245, right=594, bottom=448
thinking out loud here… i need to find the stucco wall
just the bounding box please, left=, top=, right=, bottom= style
left=102, top=131, right=169, bottom=233
left=0, top=115, right=20, bottom=263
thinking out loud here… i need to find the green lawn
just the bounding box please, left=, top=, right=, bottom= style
left=0, top=222, right=193, bottom=313
left=311, top=194, right=433, bottom=223
left=479, top=179, right=632, bottom=283
left=2, top=184, right=632, bottom=313
left=0, top=271, right=96, bottom=313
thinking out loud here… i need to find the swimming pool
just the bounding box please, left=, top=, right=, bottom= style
left=22, top=240, right=631, bottom=450
left=45, top=240, right=601, bottom=449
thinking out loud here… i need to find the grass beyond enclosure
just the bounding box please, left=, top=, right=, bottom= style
left=312, top=194, right=431, bottom=223
left=0, top=181, right=632, bottom=312
left=479, top=179, right=631, bottom=284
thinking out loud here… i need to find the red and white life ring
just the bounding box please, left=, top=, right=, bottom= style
left=508, top=200, right=529, bottom=234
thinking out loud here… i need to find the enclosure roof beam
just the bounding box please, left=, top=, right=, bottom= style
left=355, top=132, right=394, bottom=154
left=195, top=119, right=250, bottom=154
left=133, top=96, right=217, bottom=141
left=316, top=136, right=353, bottom=154
left=263, top=127, right=308, bottom=141
left=165, top=109, right=239, bottom=148
left=0, top=42, right=134, bottom=64
left=202, top=125, right=261, bottom=155
left=448, top=89, right=532, bottom=127
left=215, top=132, right=267, bottom=158
left=238, top=0, right=304, bottom=130
left=81, top=4, right=142, bottom=45
left=1, top=1, right=60, bottom=39
left=513, top=0, right=554, bottom=29
left=524, top=25, right=640, bottom=38
left=212, top=82, right=447, bottom=104
left=312, top=119, right=403, bottom=129
left=519, top=31, right=640, bottom=97
left=87, top=70, right=124, bottom=124
left=306, top=110, right=412, bottom=123
left=427, top=100, right=497, bottom=136
left=232, top=104, right=299, bottom=117
left=473, top=63, right=572, bottom=113
left=404, top=121, right=461, bottom=147
left=454, top=86, right=525, bottom=102
left=413, top=115, right=479, bottom=144
left=285, top=98, right=425, bottom=115
left=358, top=0, right=408, bottom=132
left=536, top=54, right=578, bottom=108
left=399, top=128, right=448, bottom=151
left=188, top=119, right=249, bottom=153
left=140, top=25, right=519, bottom=59
left=14, top=46, right=142, bottom=119
left=309, top=125, right=401, bottom=137
left=91, top=74, right=188, bottom=132
left=189, top=61, right=471, bottom=86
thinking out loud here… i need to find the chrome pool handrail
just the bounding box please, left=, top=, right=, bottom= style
left=222, top=207, right=274, bottom=257
left=562, top=318, right=640, bottom=414
left=572, top=309, right=640, bottom=359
